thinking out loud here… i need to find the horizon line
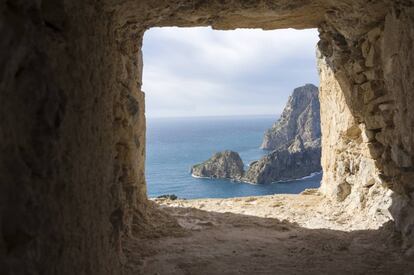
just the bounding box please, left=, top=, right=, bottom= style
left=146, top=113, right=280, bottom=119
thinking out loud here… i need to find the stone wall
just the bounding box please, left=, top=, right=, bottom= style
left=318, top=4, right=414, bottom=251
left=318, top=50, right=393, bottom=227
left=0, top=1, right=146, bottom=273
left=1, top=0, right=413, bottom=274
left=382, top=7, right=414, bottom=249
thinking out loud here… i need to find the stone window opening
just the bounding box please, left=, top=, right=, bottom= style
left=142, top=27, right=323, bottom=200
left=2, top=2, right=414, bottom=274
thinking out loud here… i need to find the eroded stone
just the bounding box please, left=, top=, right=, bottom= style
left=2, top=1, right=414, bottom=274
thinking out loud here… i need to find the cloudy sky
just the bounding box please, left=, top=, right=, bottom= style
left=142, top=27, right=319, bottom=118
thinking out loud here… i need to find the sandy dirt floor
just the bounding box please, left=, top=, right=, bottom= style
left=124, top=192, right=414, bottom=274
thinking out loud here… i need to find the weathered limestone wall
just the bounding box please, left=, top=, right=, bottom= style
left=0, top=1, right=146, bottom=273
left=318, top=3, right=414, bottom=250
left=318, top=51, right=393, bottom=226
left=382, top=7, right=414, bottom=248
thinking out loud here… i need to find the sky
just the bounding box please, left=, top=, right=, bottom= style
left=142, top=27, right=319, bottom=118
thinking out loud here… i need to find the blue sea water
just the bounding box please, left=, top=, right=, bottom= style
left=146, top=115, right=321, bottom=199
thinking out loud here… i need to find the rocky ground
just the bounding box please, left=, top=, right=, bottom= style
left=124, top=192, right=414, bottom=274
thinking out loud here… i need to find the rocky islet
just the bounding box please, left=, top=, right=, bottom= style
left=191, top=84, right=322, bottom=184
left=191, top=150, right=245, bottom=181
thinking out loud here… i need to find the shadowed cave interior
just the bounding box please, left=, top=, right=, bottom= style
left=1, top=1, right=414, bottom=274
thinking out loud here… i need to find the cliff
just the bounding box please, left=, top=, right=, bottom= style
left=191, top=150, right=245, bottom=180
left=261, top=84, right=321, bottom=151
left=244, top=84, right=322, bottom=184
left=192, top=85, right=322, bottom=184
left=244, top=137, right=321, bottom=184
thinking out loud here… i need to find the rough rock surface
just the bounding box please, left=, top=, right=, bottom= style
left=128, top=196, right=412, bottom=274
left=317, top=6, right=414, bottom=250
left=2, top=1, right=414, bottom=274
left=244, top=141, right=321, bottom=184
left=192, top=85, right=321, bottom=184
left=244, top=84, right=322, bottom=184
left=261, top=84, right=321, bottom=150
left=155, top=192, right=391, bottom=231
left=191, top=151, right=244, bottom=180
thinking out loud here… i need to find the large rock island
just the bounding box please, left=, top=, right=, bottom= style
left=191, top=150, right=245, bottom=180
left=244, top=137, right=321, bottom=184
left=261, top=83, right=321, bottom=150
left=245, top=84, right=322, bottom=184
left=192, top=84, right=322, bottom=184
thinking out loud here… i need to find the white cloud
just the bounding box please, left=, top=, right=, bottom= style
left=142, top=27, right=319, bottom=118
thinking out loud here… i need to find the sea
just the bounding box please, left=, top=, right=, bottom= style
left=146, top=115, right=322, bottom=199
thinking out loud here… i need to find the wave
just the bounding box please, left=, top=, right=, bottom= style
left=191, top=174, right=210, bottom=179
left=191, top=171, right=322, bottom=185
left=192, top=173, right=247, bottom=184
left=270, top=171, right=322, bottom=184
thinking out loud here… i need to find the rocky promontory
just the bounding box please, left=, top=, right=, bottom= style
left=245, top=84, right=322, bottom=184
left=244, top=137, right=321, bottom=184
left=191, top=150, right=245, bottom=180
left=192, top=84, right=322, bottom=185
left=261, top=84, right=321, bottom=150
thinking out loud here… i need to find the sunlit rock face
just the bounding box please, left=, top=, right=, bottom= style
left=261, top=84, right=321, bottom=151
left=318, top=48, right=393, bottom=229
left=1, top=0, right=414, bottom=274
left=244, top=144, right=321, bottom=184
left=317, top=6, right=414, bottom=250
left=245, top=84, right=322, bottom=184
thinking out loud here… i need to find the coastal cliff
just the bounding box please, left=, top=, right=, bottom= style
left=244, top=137, right=321, bottom=184
left=192, top=84, right=322, bottom=184
left=245, top=84, right=322, bottom=184
left=261, top=84, right=321, bottom=151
